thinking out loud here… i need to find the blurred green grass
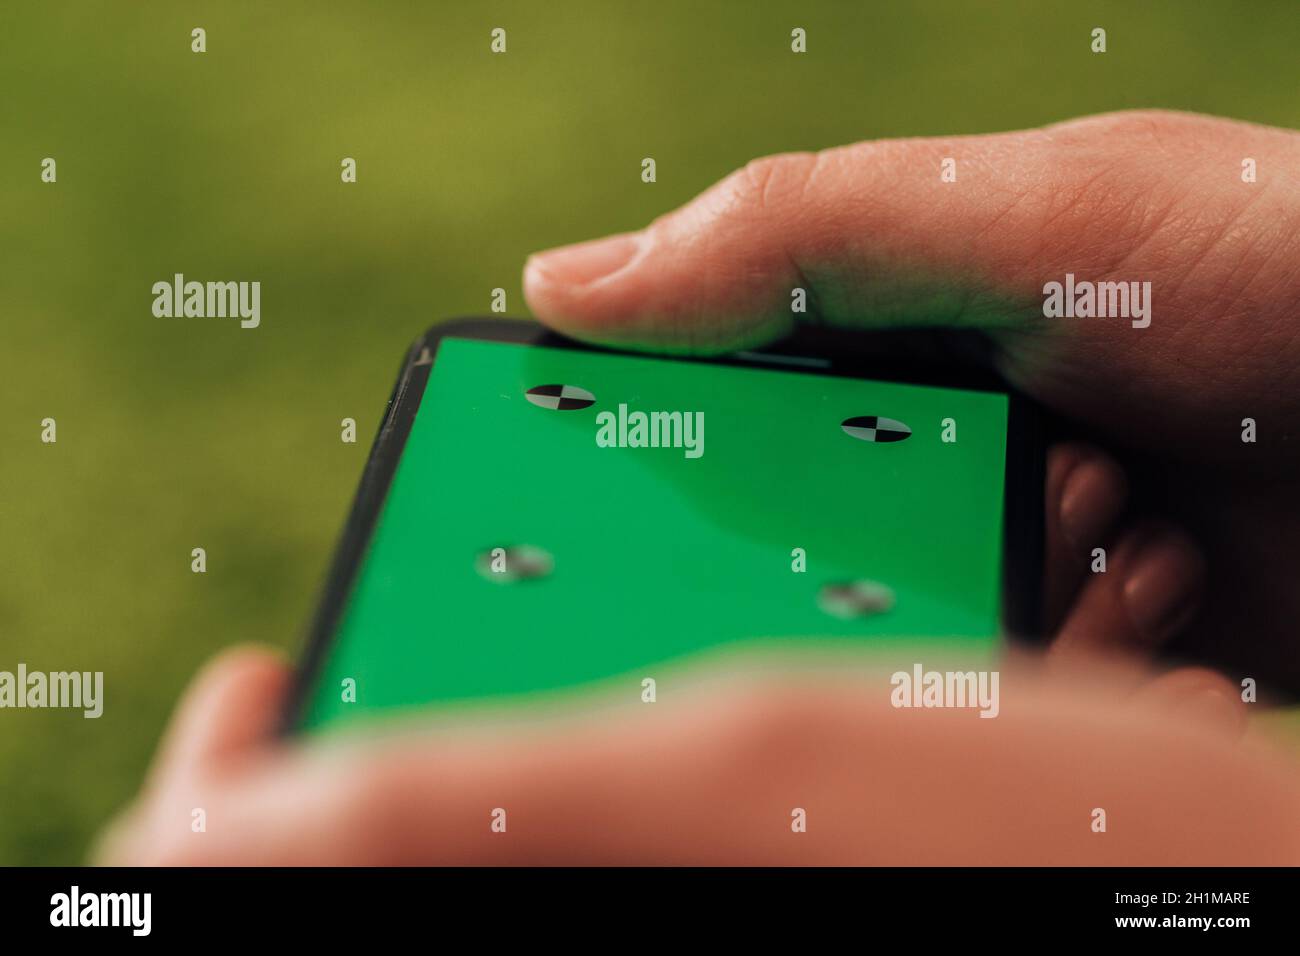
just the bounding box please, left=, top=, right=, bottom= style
left=1, top=0, right=1297, bottom=864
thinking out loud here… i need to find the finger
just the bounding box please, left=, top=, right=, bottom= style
left=1050, top=523, right=1206, bottom=671
left=526, top=110, right=1296, bottom=349
left=147, top=644, right=293, bottom=785
left=102, top=674, right=809, bottom=865
left=121, top=671, right=1299, bottom=866
left=94, top=646, right=293, bottom=865
left=1042, top=443, right=1128, bottom=632
left=1131, top=667, right=1247, bottom=741
left=524, top=111, right=1300, bottom=454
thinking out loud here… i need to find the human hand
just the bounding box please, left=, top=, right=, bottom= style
left=96, top=639, right=1290, bottom=866
left=97, top=455, right=1231, bottom=867
left=523, top=110, right=1300, bottom=692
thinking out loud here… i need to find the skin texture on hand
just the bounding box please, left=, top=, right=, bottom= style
left=524, top=110, right=1300, bottom=462
left=524, top=110, right=1300, bottom=694
left=95, top=645, right=1294, bottom=866
left=97, top=451, right=1259, bottom=866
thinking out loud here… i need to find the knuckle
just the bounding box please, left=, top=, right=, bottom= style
left=736, top=151, right=821, bottom=216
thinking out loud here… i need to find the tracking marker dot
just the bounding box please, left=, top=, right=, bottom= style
left=476, top=545, right=554, bottom=583
left=525, top=384, right=595, bottom=410
left=841, top=416, right=911, bottom=443
left=818, top=580, right=895, bottom=619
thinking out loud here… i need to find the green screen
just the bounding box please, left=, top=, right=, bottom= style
left=301, top=336, right=1009, bottom=731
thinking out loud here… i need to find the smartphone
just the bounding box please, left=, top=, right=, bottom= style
left=287, top=319, right=1043, bottom=733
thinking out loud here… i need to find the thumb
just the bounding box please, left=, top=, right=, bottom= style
left=92, top=645, right=292, bottom=865
left=524, top=110, right=1299, bottom=404
left=147, top=644, right=294, bottom=784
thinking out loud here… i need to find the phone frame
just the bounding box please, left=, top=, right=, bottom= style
left=282, top=317, right=1045, bottom=730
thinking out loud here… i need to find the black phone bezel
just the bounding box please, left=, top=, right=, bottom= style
left=282, top=317, right=1045, bottom=731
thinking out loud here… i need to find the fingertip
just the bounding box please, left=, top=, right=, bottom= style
left=1058, top=449, right=1128, bottom=553
left=193, top=644, right=293, bottom=707
left=523, top=166, right=803, bottom=352
left=152, top=644, right=295, bottom=781
left=1042, top=443, right=1129, bottom=632
left=526, top=233, right=642, bottom=290
left=523, top=232, right=647, bottom=340
left=1048, top=518, right=1205, bottom=667
left=1121, top=526, right=1207, bottom=645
